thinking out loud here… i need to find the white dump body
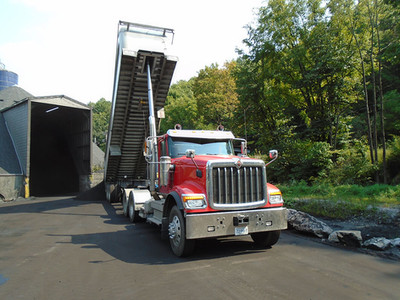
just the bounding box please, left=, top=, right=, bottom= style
left=104, top=21, right=177, bottom=187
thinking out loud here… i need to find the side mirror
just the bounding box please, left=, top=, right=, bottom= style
left=269, top=149, right=278, bottom=159
left=185, top=149, right=196, bottom=159
left=186, top=149, right=202, bottom=178
left=266, top=149, right=278, bottom=166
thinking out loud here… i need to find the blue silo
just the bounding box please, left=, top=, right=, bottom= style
left=0, top=62, right=18, bottom=91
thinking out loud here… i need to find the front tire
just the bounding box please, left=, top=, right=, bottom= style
left=251, top=230, right=281, bottom=248
left=168, top=206, right=195, bottom=257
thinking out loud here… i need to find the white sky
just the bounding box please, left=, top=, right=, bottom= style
left=0, top=0, right=264, bottom=104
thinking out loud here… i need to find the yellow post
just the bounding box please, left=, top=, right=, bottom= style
left=24, top=177, right=29, bottom=198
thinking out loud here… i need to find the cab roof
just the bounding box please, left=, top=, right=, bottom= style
left=167, top=129, right=235, bottom=139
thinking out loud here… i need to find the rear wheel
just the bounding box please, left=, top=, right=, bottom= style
left=122, top=190, right=128, bottom=217
left=128, top=192, right=139, bottom=223
left=114, top=185, right=123, bottom=203
left=251, top=230, right=281, bottom=248
left=105, top=184, right=114, bottom=203
left=168, top=206, right=195, bottom=257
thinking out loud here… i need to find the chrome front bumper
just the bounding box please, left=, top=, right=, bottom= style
left=185, top=207, right=287, bottom=239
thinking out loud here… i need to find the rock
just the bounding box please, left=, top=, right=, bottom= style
left=287, top=209, right=333, bottom=238
left=375, top=207, right=400, bottom=225
left=390, top=238, right=400, bottom=248
left=363, top=237, right=392, bottom=251
left=328, top=231, right=340, bottom=243
left=334, top=230, right=363, bottom=247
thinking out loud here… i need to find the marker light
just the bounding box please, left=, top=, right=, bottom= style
left=182, top=194, right=207, bottom=209
left=268, top=191, right=283, bottom=204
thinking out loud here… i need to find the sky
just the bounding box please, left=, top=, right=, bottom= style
left=0, top=0, right=264, bottom=104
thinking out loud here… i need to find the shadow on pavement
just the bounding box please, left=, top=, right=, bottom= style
left=47, top=199, right=276, bottom=265
left=1, top=191, right=285, bottom=265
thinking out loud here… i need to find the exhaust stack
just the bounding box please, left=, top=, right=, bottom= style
left=146, top=60, right=157, bottom=192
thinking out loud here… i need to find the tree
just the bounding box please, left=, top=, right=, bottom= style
left=192, top=61, right=239, bottom=130
left=88, top=98, right=111, bottom=152
left=330, top=0, right=399, bottom=183
left=160, top=79, right=203, bottom=132
left=239, top=0, right=358, bottom=147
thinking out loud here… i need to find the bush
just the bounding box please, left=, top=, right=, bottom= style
left=386, top=136, right=400, bottom=184
left=324, top=140, right=375, bottom=185
left=266, top=139, right=332, bottom=183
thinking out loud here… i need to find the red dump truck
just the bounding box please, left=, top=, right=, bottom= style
left=104, top=21, right=287, bottom=256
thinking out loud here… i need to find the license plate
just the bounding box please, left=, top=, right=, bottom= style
left=235, top=226, right=248, bottom=236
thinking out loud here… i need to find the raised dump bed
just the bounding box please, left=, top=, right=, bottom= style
left=104, top=21, right=177, bottom=200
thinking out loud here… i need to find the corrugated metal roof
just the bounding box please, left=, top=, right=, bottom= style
left=0, top=86, right=33, bottom=110
left=31, top=95, right=90, bottom=110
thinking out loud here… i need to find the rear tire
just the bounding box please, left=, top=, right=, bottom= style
left=122, top=190, right=128, bottom=217
left=251, top=230, right=281, bottom=248
left=128, top=192, right=139, bottom=223
left=168, top=206, right=195, bottom=257
left=105, top=184, right=115, bottom=203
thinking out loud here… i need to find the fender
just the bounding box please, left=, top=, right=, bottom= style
left=164, top=191, right=184, bottom=214
left=161, top=191, right=184, bottom=240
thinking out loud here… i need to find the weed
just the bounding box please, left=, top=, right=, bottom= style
left=279, top=182, right=400, bottom=219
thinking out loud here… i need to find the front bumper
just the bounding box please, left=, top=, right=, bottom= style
left=185, top=207, right=287, bottom=239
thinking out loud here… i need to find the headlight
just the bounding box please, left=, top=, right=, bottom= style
left=269, top=191, right=283, bottom=204
left=182, top=194, right=207, bottom=209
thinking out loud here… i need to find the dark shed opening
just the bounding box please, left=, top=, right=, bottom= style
left=30, top=102, right=91, bottom=196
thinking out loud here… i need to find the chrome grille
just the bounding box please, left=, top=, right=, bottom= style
left=207, top=160, right=267, bottom=210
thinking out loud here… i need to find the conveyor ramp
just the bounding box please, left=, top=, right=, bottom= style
left=104, top=21, right=177, bottom=186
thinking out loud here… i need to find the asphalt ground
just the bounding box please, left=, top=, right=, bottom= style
left=1, top=196, right=400, bottom=299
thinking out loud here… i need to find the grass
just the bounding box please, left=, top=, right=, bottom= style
left=279, top=182, right=400, bottom=220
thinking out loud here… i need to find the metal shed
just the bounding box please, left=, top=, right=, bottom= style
left=0, top=88, right=92, bottom=199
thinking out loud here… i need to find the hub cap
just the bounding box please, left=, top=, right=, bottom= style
left=168, top=215, right=182, bottom=246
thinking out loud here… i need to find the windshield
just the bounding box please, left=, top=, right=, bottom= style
left=168, top=137, right=234, bottom=158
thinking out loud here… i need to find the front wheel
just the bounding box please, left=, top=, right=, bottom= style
left=251, top=230, right=281, bottom=248
left=168, top=206, right=195, bottom=257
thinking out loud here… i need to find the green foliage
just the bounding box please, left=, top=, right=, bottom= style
left=384, top=90, right=400, bottom=136
left=280, top=182, right=400, bottom=219
left=192, top=61, right=239, bottom=130
left=326, top=141, right=376, bottom=185
left=240, top=0, right=358, bottom=146
left=266, top=140, right=332, bottom=183
left=386, top=136, right=400, bottom=184
left=160, top=79, right=204, bottom=132
left=88, top=98, right=111, bottom=152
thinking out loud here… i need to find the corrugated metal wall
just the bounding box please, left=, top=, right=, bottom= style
left=3, top=102, right=29, bottom=175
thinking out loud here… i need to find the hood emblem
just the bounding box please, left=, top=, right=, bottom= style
left=234, top=158, right=243, bottom=169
